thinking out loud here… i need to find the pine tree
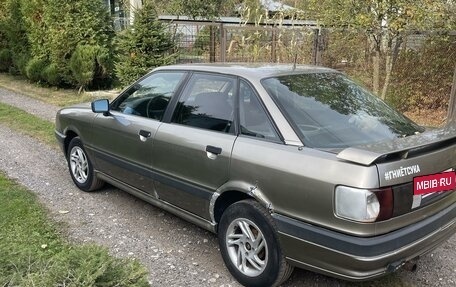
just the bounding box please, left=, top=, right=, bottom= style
left=115, top=1, right=176, bottom=86
left=43, top=0, right=114, bottom=87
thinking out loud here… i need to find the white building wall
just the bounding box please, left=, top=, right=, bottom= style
left=130, top=0, right=143, bottom=25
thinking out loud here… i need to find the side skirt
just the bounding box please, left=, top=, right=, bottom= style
left=96, top=171, right=217, bottom=233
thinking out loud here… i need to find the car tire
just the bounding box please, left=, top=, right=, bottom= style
left=67, top=137, right=104, bottom=192
left=218, top=199, right=293, bottom=287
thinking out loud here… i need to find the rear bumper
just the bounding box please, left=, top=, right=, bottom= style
left=273, top=202, right=456, bottom=281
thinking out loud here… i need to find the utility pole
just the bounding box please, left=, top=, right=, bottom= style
left=446, top=64, right=456, bottom=125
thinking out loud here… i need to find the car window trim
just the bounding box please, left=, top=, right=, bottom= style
left=237, top=78, right=285, bottom=144
left=161, top=71, right=192, bottom=123
left=260, top=76, right=316, bottom=147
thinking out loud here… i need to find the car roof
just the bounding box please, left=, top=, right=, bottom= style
left=154, top=63, right=337, bottom=81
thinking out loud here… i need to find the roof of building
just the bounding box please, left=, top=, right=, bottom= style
left=260, top=0, right=295, bottom=12
left=158, top=15, right=316, bottom=27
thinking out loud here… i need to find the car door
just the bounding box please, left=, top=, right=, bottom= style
left=89, top=71, right=187, bottom=194
left=151, top=73, right=237, bottom=219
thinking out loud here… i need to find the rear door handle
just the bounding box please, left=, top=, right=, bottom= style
left=206, top=145, right=222, bottom=155
left=139, top=130, right=151, bottom=142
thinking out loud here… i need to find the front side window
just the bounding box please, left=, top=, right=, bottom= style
left=239, top=80, right=280, bottom=141
left=172, top=73, right=235, bottom=133
left=262, top=73, right=424, bottom=148
left=112, top=72, right=185, bottom=120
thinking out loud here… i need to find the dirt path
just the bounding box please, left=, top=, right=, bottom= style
left=0, top=87, right=454, bottom=286
left=0, top=87, right=59, bottom=122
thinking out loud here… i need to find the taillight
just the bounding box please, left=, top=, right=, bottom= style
left=373, top=187, right=393, bottom=221
left=335, top=186, right=394, bottom=223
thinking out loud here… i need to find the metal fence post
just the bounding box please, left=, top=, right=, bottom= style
left=446, top=64, right=456, bottom=124
left=317, top=28, right=324, bottom=65
left=210, top=25, right=216, bottom=63
left=220, top=23, right=226, bottom=63
left=271, top=29, right=277, bottom=63
left=312, top=28, right=319, bottom=65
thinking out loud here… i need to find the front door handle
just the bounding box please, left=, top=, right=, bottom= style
left=206, top=145, right=222, bottom=155
left=139, top=129, right=151, bottom=142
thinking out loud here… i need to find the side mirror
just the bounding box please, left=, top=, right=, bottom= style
left=91, top=99, right=110, bottom=116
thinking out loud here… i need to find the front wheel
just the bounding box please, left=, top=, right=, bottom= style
left=67, top=137, right=104, bottom=192
left=218, top=199, right=293, bottom=287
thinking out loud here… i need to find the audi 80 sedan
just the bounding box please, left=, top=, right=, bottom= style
left=55, top=64, right=456, bottom=287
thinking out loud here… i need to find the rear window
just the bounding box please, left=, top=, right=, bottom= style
left=262, top=73, right=424, bottom=148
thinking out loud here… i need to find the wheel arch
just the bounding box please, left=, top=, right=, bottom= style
left=211, top=180, right=275, bottom=232
left=213, top=190, right=252, bottom=227
left=63, top=128, right=80, bottom=156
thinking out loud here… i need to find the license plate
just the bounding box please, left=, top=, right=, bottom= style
left=413, top=171, right=456, bottom=195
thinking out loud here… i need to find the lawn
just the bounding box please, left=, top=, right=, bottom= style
left=0, top=102, right=56, bottom=146
left=0, top=173, right=149, bottom=286
left=0, top=88, right=150, bottom=286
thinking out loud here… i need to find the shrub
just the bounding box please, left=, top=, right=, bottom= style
left=25, top=57, right=47, bottom=82
left=92, top=47, right=113, bottom=89
left=9, top=52, right=30, bottom=75
left=41, top=63, right=60, bottom=86
left=2, top=0, right=30, bottom=75
left=115, top=0, right=176, bottom=86
left=0, top=49, right=12, bottom=72
left=44, top=0, right=114, bottom=86
left=0, top=174, right=150, bottom=287
left=10, top=0, right=115, bottom=88
left=69, top=45, right=98, bottom=92
left=387, top=36, right=456, bottom=112
left=69, top=44, right=112, bottom=92
left=19, top=0, right=49, bottom=61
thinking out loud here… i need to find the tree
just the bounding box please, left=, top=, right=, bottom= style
left=0, top=1, right=10, bottom=71
left=446, top=64, right=456, bottom=123
left=0, top=0, right=6, bottom=45
left=70, top=44, right=111, bottom=93
left=20, top=0, right=48, bottom=60
left=306, top=0, right=451, bottom=99
left=1, top=0, right=30, bottom=74
left=0, top=0, right=114, bottom=87
left=387, top=36, right=456, bottom=112
left=115, top=0, right=176, bottom=86
left=43, top=0, right=114, bottom=86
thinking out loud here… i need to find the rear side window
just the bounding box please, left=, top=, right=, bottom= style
left=172, top=73, right=236, bottom=133
left=239, top=80, right=280, bottom=141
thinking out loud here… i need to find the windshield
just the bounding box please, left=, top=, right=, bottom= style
left=262, top=73, right=424, bottom=148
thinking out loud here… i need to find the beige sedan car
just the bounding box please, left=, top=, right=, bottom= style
left=56, top=64, right=456, bottom=287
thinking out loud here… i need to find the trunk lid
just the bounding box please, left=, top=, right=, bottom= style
left=337, top=125, right=456, bottom=169
left=337, top=125, right=456, bottom=214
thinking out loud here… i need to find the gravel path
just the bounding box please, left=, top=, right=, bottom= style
left=0, top=87, right=454, bottom=286
left=0, top=87, right=59, bottom=122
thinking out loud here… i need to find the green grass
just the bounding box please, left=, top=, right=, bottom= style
left=0, top=102, right=56, bottom=146
left=0, top=83, right=149, bottom=286
left=0, top=173, right=149, bottom=286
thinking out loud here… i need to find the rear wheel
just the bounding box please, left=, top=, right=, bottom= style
left=218, top=199, right=293, bottom=287
left=67, top=137, right=104, bottom=192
